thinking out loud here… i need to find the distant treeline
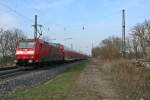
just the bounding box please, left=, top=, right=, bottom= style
left=92, top=20, right=150, bottom=60
left=0, top=28, right=25, bottom=66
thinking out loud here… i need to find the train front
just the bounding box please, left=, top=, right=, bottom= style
left=15, top=39, right=37, bottom=66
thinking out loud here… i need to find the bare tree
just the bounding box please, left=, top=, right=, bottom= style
left=0, top=28, right=25, bottom=65
left=130, top=20, right=150, bottom=58
left=92, top=36, right=122, bottom=60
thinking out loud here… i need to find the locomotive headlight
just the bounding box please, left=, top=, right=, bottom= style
left=28, top=60, right=33, bottom=63
left=27, top=51, right=34, bottom=54
left=14, top=60, right=18, bottom=63
left=16, top=51, right=23, bottom=54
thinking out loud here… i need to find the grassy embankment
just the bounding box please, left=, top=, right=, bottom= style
left=1, top=60, right=88, bottom=100
left=105, top=59, right=150, bottom=99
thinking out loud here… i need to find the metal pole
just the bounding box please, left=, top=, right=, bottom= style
left=16, top=33, right=18, bottom=48
left=71, top=43, right=73, bottom=49
left=92, top=42, right=94, bottom=49
left=122, top=9, right=126, bottom=57
left=34, top=15, right=37, bottom=39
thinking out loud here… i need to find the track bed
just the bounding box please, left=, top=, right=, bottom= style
left=0, top=60, right=85, bottom=96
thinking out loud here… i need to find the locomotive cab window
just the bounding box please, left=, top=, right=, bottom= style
left=18, top=41, right=35, bottom=48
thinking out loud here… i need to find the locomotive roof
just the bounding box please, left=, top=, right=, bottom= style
left=19, top=38, right=46, bottom=43
left=19, top=39, right=86, bottom=55
left=20, top=39, right=62, bottom=45
left=19, top=39, right=35, bottom=42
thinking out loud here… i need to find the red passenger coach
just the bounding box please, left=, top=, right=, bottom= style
left=15, top=38, right=87, bottom=67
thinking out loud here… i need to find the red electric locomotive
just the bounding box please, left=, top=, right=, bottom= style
left=15, top=38, right=63, bottom=66
left=15, top=38, right=86, bottom=66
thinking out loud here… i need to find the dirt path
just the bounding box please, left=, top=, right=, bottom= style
left=68, top=59, right=121, bottom=100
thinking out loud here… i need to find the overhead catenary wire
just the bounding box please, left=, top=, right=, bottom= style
left=0, top=1, right=32, bottom=22
left=0, top=1, right=122, bottom=31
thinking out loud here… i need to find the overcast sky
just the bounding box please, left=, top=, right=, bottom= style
left=0, top=0, right=150, bottom=55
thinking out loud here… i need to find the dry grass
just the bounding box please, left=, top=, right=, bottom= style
left=107, top=59, right=150, bottom=99
left=0, top=63, right=15, bottom=68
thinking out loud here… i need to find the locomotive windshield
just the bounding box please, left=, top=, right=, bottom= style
left=18, top=41, right=35, bottom=48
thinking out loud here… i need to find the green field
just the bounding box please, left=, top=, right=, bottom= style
left=1, top=61, right=88, bottom=100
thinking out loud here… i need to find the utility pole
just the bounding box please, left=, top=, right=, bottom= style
left=32, top=15, right=42, bottom=40
left=16, top=32, right=18, bottom=48
left=71, top=43, right=73, bottom=49
left=34, top=15, right=37, bottom=39
left=92, top=42, right=94, bottom=49
left=122, top=9, right=126, bottom=57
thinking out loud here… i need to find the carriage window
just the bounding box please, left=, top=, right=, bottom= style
left=19, top=42, right=35, bottom=48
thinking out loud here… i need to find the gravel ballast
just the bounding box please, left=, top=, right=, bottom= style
left=0, top=61, right=82, bottom=96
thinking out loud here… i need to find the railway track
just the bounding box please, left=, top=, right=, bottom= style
left=0, top=67, right=31, bottom=80
left=0, top=66, right=16, bottom=71
left=0, top=70, right=24, bottom=80
left=0, top=61, right=71, bottom=80
left=0, top=60, right=80, bottom=80
left=0, top=60, right=85, bottom=96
